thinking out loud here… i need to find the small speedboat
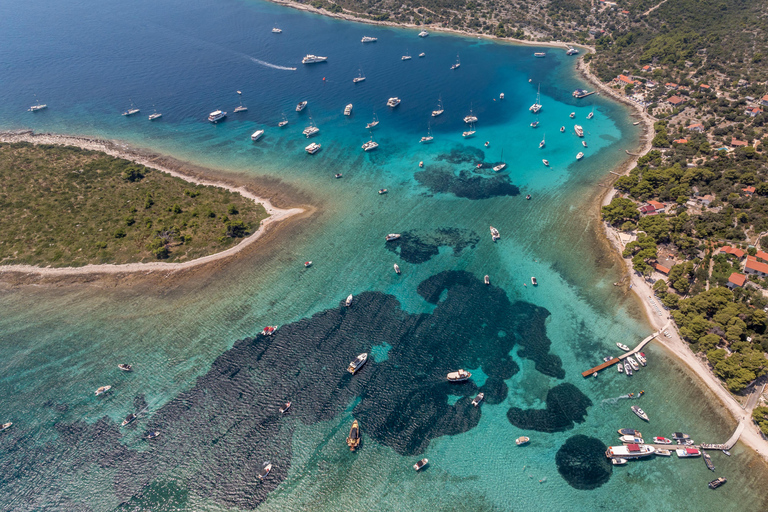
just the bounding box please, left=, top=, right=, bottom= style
left=582, top=140, right=587, bottom=148
left=345, top=294, right=354, bottom=307
left=261, top=326, right=277, bottom=336
left=636, top=352, right=647, bottom=366
left=484, top=275, right=490, bottom=285
left=121, top=413, right=137, bottom=427
left=95, top=385, right=111, bottom=396
left=655, top=449, right=672, bottom=456
left=624, top=362, right=633, bottom=376
left=148, top=112, right=162, bottom=121
left=386, top=234, right=401, bottom=241
left=279, top=402, right=292, bottom=414
left=272, top=27, right=282, bottom=33
left=631, top=405, right=649, bottom=422
left=560, top=126, right=565, bottom=132
left=620, top=435, right=644, bottom=444
left=500, top=93, right=505, bottom=100
left=334, top=173, right=342, bottom=179
left=709, top=477, right=727, bottom=489
left=616, top=343, right=630, bottom=351
left=515, top=436, right=530, bottom=446
left=346, top=420, right=361, bottom=451
left=672, top=432, right=691, bottom=440
left=413, top=458, right=429, bottom=471
left=576, top=152, right=584, bottom=160
left=627, top=357, right=640, bottom=371
left=447, top=369, right=471, bottom=382
left=653, top=437, right=672, bottom=444
left=258, top=462, right=272, bottom=480
left=1, top=422, right=12, bottom=432
left=530, top=121, right=539, bottom=128
left=531, top=277, right=537, bottom=286
left=419, top=52, right=425, bottom=58
left=348, top=353, right=368, bottom=374
left=490, top=226, right=500, bottom=241
left=378, top=188, right=388, bottom=194
left=394, top=264, right=401, bottom=274
left=618, top=363, right=623, bottom=373
left=611, top=458, right=627, bottom=465
left=304, top=261, right=312, bottom=268
left=617, top=428, right=642, bottom=437
left=569, top=112, right=575, bottom=118
left=542, top=159, right=549, bottom=166
left=526, top=194, right=531, bottom=200
left=118, top=364, right=133, bottom=372
left=145, top=431, right=161, bottom=439
left=296, top=101, right=308, bottom=112
left=471, top=393, right=484, bottom=407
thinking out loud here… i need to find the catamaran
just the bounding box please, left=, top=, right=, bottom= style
left=362, top=133, right=379, bottom=152
left=303, top=113, right=319, bottom=137
left=431, top=96, right=444, bottom=117
left=529, top=84, right=542, bottom=113
left=305, top=142, right=321, bottom=154
left=387, top=97, right=401, bottom=108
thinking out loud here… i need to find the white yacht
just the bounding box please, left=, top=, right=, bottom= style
left=353, top=68, right=366, bottom=83
left=420, top=124, right=433, bottom=144
left=576, top=152, right=584, bottom=160
left=431, top=96, right=444, bottom=117
left=361, top=36, right=377, bottom=43
left=542, top=159, right=549, bottom=166
left=566, top=47, right=579, bottom=55
left=148, top=112, right=162, bottom=121
left=302, top=54, right=327, bottom=64
left=419, top=52, right=426, bottom=58
left=386, top=234, right=401, bottom=241
left=500, top=93, right=505, bottom=100
left=490, top=226, right=500, bottom=241
left=347, top=353, right=368, bottom=374
left=345, top=294, right=354, bottom=307
left=305, top=142, right=321, bottom=154
left=534, top=52, right=546, bottom=58
left=631, top=405, right=649, bottom=421
left=587, top=108, right=594, bottom=120
left=122, top=101, right=140, bottom=116
left=463, top=107, right=478, bottom=124
left=278, top=114, right=289, bottom=127
left=208, top=110, right=226, bottom=123
left=251, top=129, right=265, bottom=141
left=450, top=54, right=460, bottom=70
left=529, top=84, right=542, bottom=113
left=95, top=385, right=111, bottom=396
left=28, top=103, right=47, bottom=112
left=272, top=27, right=282, bottom=33
left=366, top=112, right=379, bottom=129
left=574, top=125, right=584, bottom=137
left=296, top=101, right=308, bottom=112
left=616, top=343, right=630, bottom=351
left=493, top=150, right=506, bottom=172
left=418, top=30, right=429, bottom=37
left=402, top=50, right=412, bottom=60
left=394, top=264, right=401, bottom=274
left=344, top=104, right=353, bottom=116
left=539, top=134, right=545, bottom=148
left=362, top=136, right=379, bottom=152
left=471, top=393, right=484, bottom=407
left=462, top=123, right=475, bottom=138
left=605, top=444, right=655, bottom=459
left=447, top=369, right=471, bottom=382
left=387, top=97, right=401, bottom=108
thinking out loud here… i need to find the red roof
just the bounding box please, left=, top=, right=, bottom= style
left=665, top=82, right=678, bottom=88
left=627, top=443, right=640, bottom=451
left=686, top=447, right=699, bottom=454
left=731, top=138, right=749, bottom=147
left=762, top=94, right=768, bottom=102
left=743, top=186, right=756, bottom=193
left=642, top=65, right=651, bottom=71
left=746, top=257, right=768, bottom=274
left=653, top=263, right=671, bottom=274
left=755, top=251, right=768, bottom=262
left=700, top=84, right=710, bottom=89
left=687, top=123, right=704, bottom=130
left=673, top=138, right=689, bottom=144
left=648, top=200, right=665, bottom=210
left=617, top=74, right=634, bottom=84
left=668, top=95, right=685, bottom=105
left=720, top=246, right=745, bottom=258
left=728, top=273, right=747, bottom=287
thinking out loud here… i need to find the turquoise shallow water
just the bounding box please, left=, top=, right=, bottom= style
left=1, top=0, right=767, bottom=510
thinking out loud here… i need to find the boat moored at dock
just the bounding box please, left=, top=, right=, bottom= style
left=653, top=437, right=672, bottom=444
left=605, top=443, right=655, bottom=459
left=676, top=447, right=701, bottom=458
left=611, top=458, right=627, bottom=465
left=617, top=343, right=630, bottom=351
left=620, top=435, right=644, bottom=444
left=618, top=428, right=642, bottom=437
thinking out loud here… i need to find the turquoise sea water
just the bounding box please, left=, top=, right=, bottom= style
left=1, top=0, right=767, bottom=510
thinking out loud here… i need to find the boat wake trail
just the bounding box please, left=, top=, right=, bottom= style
left=601, top=394, right=632, bottom=406
left=242, top=54, right=296, bottom=71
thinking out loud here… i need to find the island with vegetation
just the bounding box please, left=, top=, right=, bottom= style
left=0, top=142, right=268, bottom=267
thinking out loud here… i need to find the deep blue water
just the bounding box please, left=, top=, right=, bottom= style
left=1, top=0, right=766, bottom=511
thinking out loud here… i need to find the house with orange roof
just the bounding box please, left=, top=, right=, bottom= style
left=687, top=123, right=705, bottom=132
left=745, top=107, right=763, bottom=117
left=745, top=256, right=768, bottom=277
left=742, top=186, right=756, bottom=195
left=665, top=82, right=679, bottom=90
left=673, top=138, right=688, bottom=144
left=667, top=95, right=685, bottom=106
left=731, top=138, right=749, bottom=147
left=755, top=251, right=768, bottom=263
left=638, top=200, right=665, bottom=215
left=700, top=84, right=710, bottom=90
left=642, top=65, right=651, bottom=71
left=652, top=262, right=670, bottom=275
left=616, top=74, right=634, bottom=85
left=761, top=95, right=768, bottom=108
left=727, top=273, right=747, bottom=289
left=719, top=246, right=746, bottom=259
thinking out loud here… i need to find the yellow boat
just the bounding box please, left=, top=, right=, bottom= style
left=347, top=420, right=361, bottom=451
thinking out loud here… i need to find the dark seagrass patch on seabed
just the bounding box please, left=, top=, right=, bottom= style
left=384, top=228, right=480, bottom=264
left=436, top=145, right=485, bottom=165
left=414, top=166, right=520, bottom=200
left=555, top=435, right=612, bottom=490
left=506, top=383, right=592, bottom=432
left=2, top=271, right=563, bottom=510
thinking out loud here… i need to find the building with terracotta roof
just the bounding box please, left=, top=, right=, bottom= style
left=719, top=246, right=746, bottom=259
left=700, top=84, right=710, bottom=90
left=667, top=95, right=685, bottom=106
left=761, top=95, right=768, bottom=107
left=665, top=82, right=679, bottom=90
left=642, top=65, right=651, bottom=71
left=617, top=74, right=634, bottom=85
left=687, top=123, right=705, bottom=132
left=638, top=200, right=666, bottom=215
left=727, top=273, right=747, bottom=289
left=731, top=138, right=749, bottom=147
left=652, top=262, right=670, bottom=275
left=746, top=107, right=763, bottom=117
left=673, top=138, right=689, bottom=144
left=745, top=256, right=768, bottom=277
left=743, top=186, right=756, bottom=195
left=755, top=250, right=768, bottom=263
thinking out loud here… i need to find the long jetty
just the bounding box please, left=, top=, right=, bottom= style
left=582, top=330, right=660, bottom=378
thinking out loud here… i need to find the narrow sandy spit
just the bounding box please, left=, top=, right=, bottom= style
left=0, top=131, right=305, bottom=276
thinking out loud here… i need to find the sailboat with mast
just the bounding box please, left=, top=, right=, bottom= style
left=366, top=112, right=379, bottom=129
left=587, top=107, right=594, bottom=119
left=28, top=94, right=47, bottom=112
left=529, top=84, right=542, bottom=113
left=303, top=112, right=319, bottom=137
left=462, top=122, right=476, bottom=138
left=353, top=67, right=366, bottom=83
left=420, top=124, right=433, bottom=144
left=539, top=134, right=545, bottom=148
left=148, top=105, right=162, bottom=121
left=122, top=99, right=140, bottom=116
left=431, top=96, right=444, bottom=117
left=493, top=149, right=506, bottom=172
left=278, top=113, right=289, bottom=127
left=450, top=54, right=461, bottom=70
left=234, top=90, right=247, bottom=113
left=463, top=104, right=478, bottom=124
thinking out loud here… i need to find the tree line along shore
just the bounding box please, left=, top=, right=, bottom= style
left=0, top=142, right=268, bottom=267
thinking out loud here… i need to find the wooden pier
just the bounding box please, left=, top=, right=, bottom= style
left=582, top=330, right=661, bottom=378
left=574, top=91, right=597, bottom=99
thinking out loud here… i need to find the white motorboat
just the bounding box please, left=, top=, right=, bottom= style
left=611, top=458, right=628, bottom=465
left=576, top=152, right=584, bottom=160
left=574, top=125, right=584, bottom=137
left=566, top=47, right=579, bottom=55
left=627, top=356, right=640, bottom=371
left=534, top=52, right=546, bottom=57
left=279, top=114, right=289, bottom=127
left=29, top=103, right=47, bottom=112
left=490, top=226, right=500, bottom=241
left=516, top=436, right=530, bottom=446
left=233, top=105, right=247, bottom=113
left=471, top=393, right=485, bottom=407
left=676, top=447, right=701, bottom=458
left=413, top=458, right=429, bottom=471
left=361, top=36, right=377, bottom=43
left=617, top=343, right=630, bottom=351
left=582, top=140, right=587, bottom=148
left=484, top=275, right=490, bottom=285
left=402, top=52, right=412, bottom=61
left=95, top=385, right=111, bottom=396
left=122, top=100, right=140, bottom=116
left=631, top=405, right=649, bottom=421
left=620, top=435, right=644, bottom=444
left=446, top=369, right=471, bottom=382
left=560, top=126, right=565, bottom=133
left=587, top=108, right=594, bottom=120
left=418, top=30, right=429, bottom=37
left=348, top=353, right=368, bottom=374
left=272, top=27, right=282, bottom=33
left=617, top=362, right=624, bottom=373
left=394, top=264, right=401, bottom=274
left=636, top=352, right=647, bottom=366
left=145, top=431, right=161, bottom=439
left=418, top=52, right=425, bottom=58
left=386, top=234, right=401, bottom=241
left=303, top=115, right=319, bottom=137
left=302, top=54, right=327, bottom=64
left=431, top=97, right=444, bottom=117
left=542, top=159, right=549, bottom=166
left=570, top=112, right=575, bottom=119
left=656, top=449, right=672, bottom=456
left=258, top=462, right=272, bottom=480
left=121, top=413, right=137, bottom=427
left=387, top=97, right=401, bottom=108
left=420, top=124, right=433, bottom=144
left=344, top=104, right=353, bottom=116
left=450, top=54, right=460, bottom=70
left=653, top=437, right=673, bottom=444
left=148, top=112, right=162, bottom=121
left=531, top=277, right=538, bottom=286
left=261, top=326, right=277, bottom=336
left=500, top=93, right=504, bottom=100
left=118, top=364, right=133, bottom=372
left=279, top=402, right=292, bottom=414
left=539, top=134, right=545, bottom=148
left=208, top=110, right=226, bottom=123
left=2, top=422, right=14, bottom=431
left=605, top=444, right=655, bottom=459
left=378, top=188, right=388, bottom=195
left=530, top=119, right=539, bottom=128
left=345, top=294, right=354, bottom=307
left=305, top=142, right=321, bottom=154
left=296, top=101, right=308, bottom=112
left=251, top=129, right=265, bottom=141
left=624, top=362, right=633, bottom=376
